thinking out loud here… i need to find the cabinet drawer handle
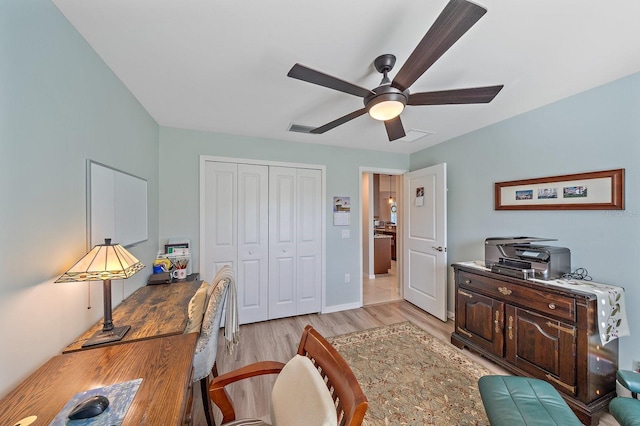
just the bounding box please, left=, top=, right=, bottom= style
left=546, top=321, right=576, bottom=336
left=498, top=286, right=512, bottom=295
left=494, top=311, right=500, bottom=334
left=548, top=303, right=556, bottom=310
left=457, top=327, right=472, bottom=338
left=458, top=290, right=473, bottom=298
left=545, top=374, right=576, bottom=393
left=508, top=316, right=514, bottom=340
left=464, top=279, right=471, bottom=284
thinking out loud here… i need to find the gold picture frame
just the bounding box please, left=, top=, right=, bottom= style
left=495, top=169, right=624, bottom=210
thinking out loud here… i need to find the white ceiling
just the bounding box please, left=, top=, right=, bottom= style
left=51, top=0, right=640, bottom=154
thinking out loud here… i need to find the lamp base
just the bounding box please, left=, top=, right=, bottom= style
left=81, top=325, right=131, bottom=348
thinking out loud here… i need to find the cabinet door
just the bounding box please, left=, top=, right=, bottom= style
left=505, top=305, right=577, bottom=395
left=456, top=287, right=504, bottom=357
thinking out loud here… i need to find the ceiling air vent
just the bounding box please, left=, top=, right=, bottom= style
left=397, top=129, right=434, bottom=142
left=288, top=123, right=316, bottom=134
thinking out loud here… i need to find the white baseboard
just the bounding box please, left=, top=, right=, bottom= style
left=322, top=301, right=362, bottom=314
left=323, top=303, right=454, bottom=318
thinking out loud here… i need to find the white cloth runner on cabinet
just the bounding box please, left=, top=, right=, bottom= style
left=531, top=278, right=630, bottom=346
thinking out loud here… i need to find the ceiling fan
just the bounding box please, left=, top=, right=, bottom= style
left=287, top=0, right=504, bottom=142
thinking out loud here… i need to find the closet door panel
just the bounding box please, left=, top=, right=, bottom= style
left=296, top=169, right=322, bottom=314
left=274, top=256, right=295, bottom=303
left=269, top=167, right=297, bottom=319
left=203, top=162, right=237, bottom=285
left=237, top=164, right=269, bottom=324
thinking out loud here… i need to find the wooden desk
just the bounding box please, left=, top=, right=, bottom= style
left=0, top=333, right=197, bottom=425
left=63, top=279, right=202, bottom=353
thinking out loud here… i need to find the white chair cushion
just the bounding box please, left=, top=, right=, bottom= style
left=270, top=355, right=337, bottom=426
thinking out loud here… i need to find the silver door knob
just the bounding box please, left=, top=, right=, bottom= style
left=432, top=246, right=446, bottom=252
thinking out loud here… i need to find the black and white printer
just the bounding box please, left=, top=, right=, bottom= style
left=484, top=237, right=571, bottom=280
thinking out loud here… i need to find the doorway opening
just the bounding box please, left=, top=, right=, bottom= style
left=362, top=172, right=403, bottom=306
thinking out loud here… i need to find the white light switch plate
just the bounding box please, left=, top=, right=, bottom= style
left=341, top=229, right=350, bottom=238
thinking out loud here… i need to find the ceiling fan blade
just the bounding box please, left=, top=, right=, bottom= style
left=288, top=64, right=374, bottom=98
left=391, top=0, right=487, bottom=92
left=408, top=85, right=503, bottom=105
left=310, top=108, right=368, bottom=134
left=384, top=116, right=406, bottom=141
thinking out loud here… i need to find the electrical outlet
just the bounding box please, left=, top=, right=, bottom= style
left=633, top=360, right=640, bottom=373
left=344, top=274, right=351, bottom=283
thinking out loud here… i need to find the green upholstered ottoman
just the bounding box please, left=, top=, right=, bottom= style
left=478, top=375, right=582, bottom=426
left=609, top=370, right=640, bottom=426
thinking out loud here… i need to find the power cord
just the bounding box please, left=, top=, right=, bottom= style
left=561, top=267, right=592, bottom=281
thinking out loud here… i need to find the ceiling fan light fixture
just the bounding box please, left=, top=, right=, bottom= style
left=369, top=100, right=405, bottom=121
left=366, top=89, right=408, bottom=121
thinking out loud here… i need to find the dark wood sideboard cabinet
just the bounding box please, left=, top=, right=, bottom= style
left=451, top=264, right=618, bottom=425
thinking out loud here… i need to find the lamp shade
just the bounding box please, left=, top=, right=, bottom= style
left=56, top=238, right=144, bottom=283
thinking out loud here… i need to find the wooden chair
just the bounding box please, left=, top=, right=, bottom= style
left=209, top=325, right=368, bottom=426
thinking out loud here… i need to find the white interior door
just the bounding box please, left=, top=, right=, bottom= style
left=268, top=167, right=322, bottom=319
left=202, top=161, right=237, bottom=281
left=202, top=162, right=270, bottom=324
left=237, top=164, right=269, bottom=324
left=295, top=168, right=322, bottom=315
left=269, top=166, right=297, bottom=319
left=402, top=163, right=447, bottom=321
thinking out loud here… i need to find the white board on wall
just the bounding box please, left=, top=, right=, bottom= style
left=88, top=160, right=148, bottom=248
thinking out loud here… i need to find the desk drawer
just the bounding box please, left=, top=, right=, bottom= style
left=458, top=271, right=575, bottom=322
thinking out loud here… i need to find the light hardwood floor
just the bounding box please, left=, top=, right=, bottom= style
left=193, top=300, right=619, bottom=426
left=363, top=260, right=401, bottom=305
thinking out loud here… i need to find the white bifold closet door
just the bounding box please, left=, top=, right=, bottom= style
left=268, top=167, right=322, bottom=319
left=203, top=162, right=269, bottom=324
left=202, top=160, right=321, bottom=324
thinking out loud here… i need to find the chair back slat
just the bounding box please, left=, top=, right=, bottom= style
left=297, top=325, right=368, bottom=426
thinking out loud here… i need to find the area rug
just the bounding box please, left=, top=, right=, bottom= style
left=328, top=322, right=492, bottom=425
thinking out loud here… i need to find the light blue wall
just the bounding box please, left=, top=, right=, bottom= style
left=411, top=71, right=640, bottom=369
left=0, top=0, right=159, bottom=396
left=159, top=127, right=409, bottom=308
